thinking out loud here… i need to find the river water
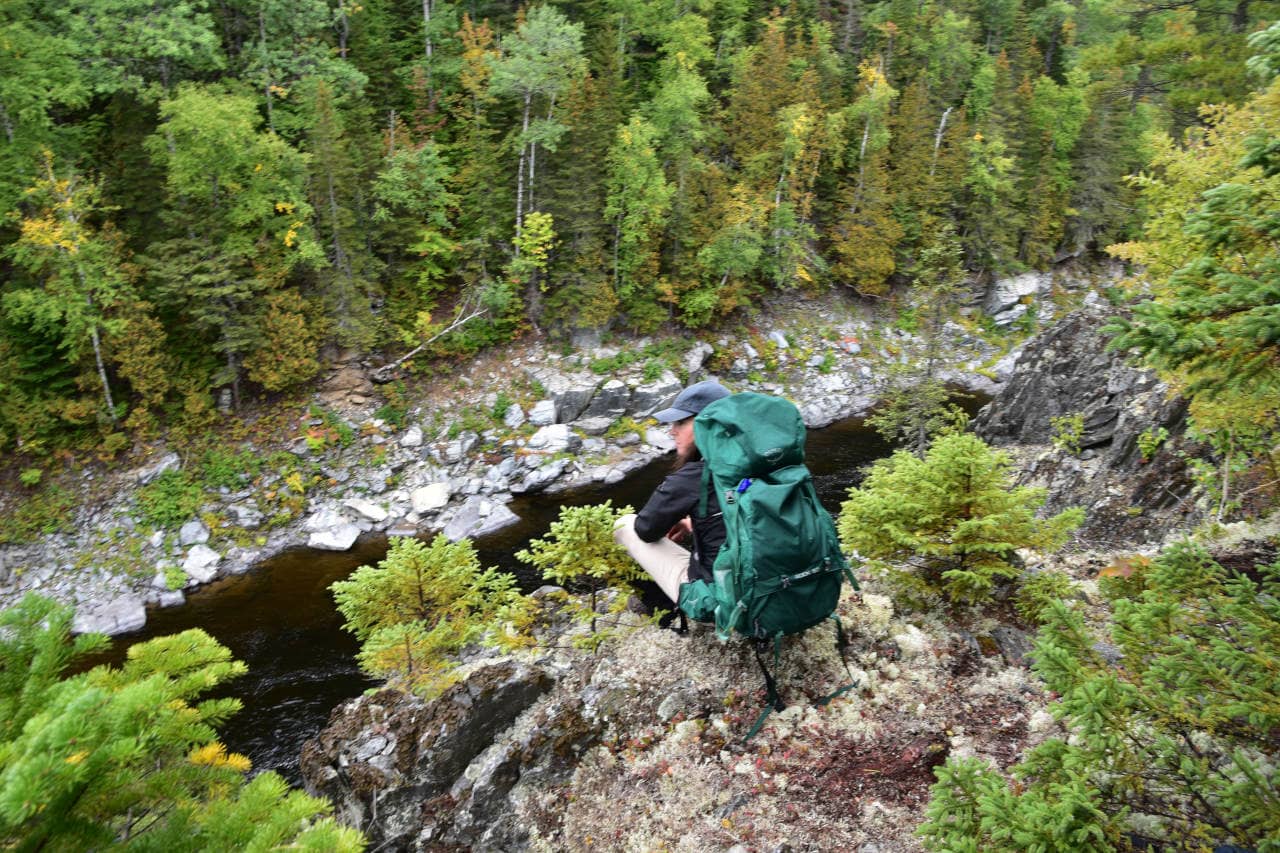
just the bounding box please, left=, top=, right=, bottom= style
left=93, top=417, right=894, bottom=784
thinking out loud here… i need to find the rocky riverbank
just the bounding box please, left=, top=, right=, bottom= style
left=0, top=264, right=1137, bottom=639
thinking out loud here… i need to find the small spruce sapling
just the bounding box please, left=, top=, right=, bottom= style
left=920, top=543, right=1280, bottom=852
left=516, top=501, right=644, bottom=648
left=331, top=535, right=534, bottom=698
left=839, top=431, right=1083, bottom=607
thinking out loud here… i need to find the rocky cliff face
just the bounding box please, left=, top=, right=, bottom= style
left=974, top=299, right=1200, bottom=546
left=300, top=590, right=1055, bottom=852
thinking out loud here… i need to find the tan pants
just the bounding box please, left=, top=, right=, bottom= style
left=613, top=513, right=689, bottom=604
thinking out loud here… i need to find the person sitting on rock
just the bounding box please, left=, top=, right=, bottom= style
left=613, top=379, right=731, bottom=605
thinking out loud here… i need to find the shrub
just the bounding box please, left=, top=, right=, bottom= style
left=1051, top=412, right=1085, bottom=455
left=198, top=447, right=264, bottom=490
left=18, top=468, right=41, bottom=488
left=516, top=501, right=643, bottom=646
left=1014, top=570, right=1079, bottom=625
left=839, top=432, right=1083, bottom=607
left=920, top=542, right=1280, bottom=852
left=136, top=469, right=203, bottom=529
left=0, top=484, right=75, bottom=543
left=331, top=535, right=534, bottom=698
left=0, top=594, right=363, bottom=850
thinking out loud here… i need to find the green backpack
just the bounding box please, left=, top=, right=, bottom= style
left=676, top=392, right=858, bottom=735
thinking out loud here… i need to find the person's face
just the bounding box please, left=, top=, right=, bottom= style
left=668, top=416, right=695, bottom=457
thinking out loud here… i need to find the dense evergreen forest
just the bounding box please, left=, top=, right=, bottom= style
left=1, top=0, right=1277, bottom=456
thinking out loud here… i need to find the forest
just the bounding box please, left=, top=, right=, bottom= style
left=2, top=0, right=1278, bottom=457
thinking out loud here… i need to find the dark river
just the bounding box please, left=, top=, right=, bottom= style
left=90, top=417, right=895, bottom=784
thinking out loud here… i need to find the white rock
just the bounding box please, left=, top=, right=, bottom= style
left=73, top=596, right=147, bottom=636
left=527, top=423, right=572, bottom=451
left=411, top=483, right=451, bottom=513
left=400, top=425, right=424, bottom=448
left=183, top=544, right=222, bottom=583
left=343, top=498, right=389, bottom=522
left=984, top=271, right=1049, bottom=313
left=644, top=428, right=674, bottom=451
left=529, top=400, right=557, bottom=426
left=304, top=507, right=347, bottom=532
left=503, top=403, right=526, bottom=429
left=308, top=523, right=362, bottom=551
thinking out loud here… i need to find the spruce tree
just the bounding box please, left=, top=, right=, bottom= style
left=920, top=543, right=1280, bottom=852
left=0, top=594, right=363, bottom=850
left=330, top=535, right=534, bottom=697
left=839, top=431, right=1083, bottom=606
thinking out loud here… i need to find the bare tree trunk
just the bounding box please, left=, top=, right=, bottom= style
left=260, top=9, right=274, bottom=131
left=514, top=92, right=532, bottom=250
left=422, top=0, right=433, bottom=60
left=337, top=4, right=350, bottom=57
left=930, top=106, right=953, bottom=177
left=84, top=292, right=116, bottom=424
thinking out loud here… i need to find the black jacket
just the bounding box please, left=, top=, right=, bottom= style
left=633, top=460, right=725, bottom=583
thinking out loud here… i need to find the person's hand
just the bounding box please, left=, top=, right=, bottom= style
left=666, top=517, right=692, bottom=544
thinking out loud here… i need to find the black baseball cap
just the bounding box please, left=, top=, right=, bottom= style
left=652, top=380, right=731, bottom=423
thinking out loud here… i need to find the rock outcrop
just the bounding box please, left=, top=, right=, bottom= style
left=974, top=301, right=1199, bottom=545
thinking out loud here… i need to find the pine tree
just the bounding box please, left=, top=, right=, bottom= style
left=0, top=594, right=364, bottom=850
left=839, top=431, right=1083, bottom=606
left=330, top=535, right=534, bottom=697
left=920, top=543, right=1280, bottom=852
left=516, top=501, right=643, bottom=643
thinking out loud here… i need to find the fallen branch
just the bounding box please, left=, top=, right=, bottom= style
left=371, top=305, right=488, bottom=384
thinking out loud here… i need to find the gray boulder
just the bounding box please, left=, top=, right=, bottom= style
left=308, top=524, right=361, bottom=552
left=528, top=400, right=557, bottom=426
left=183, top=544, right=222, bottom=583
left=581, top=379, right=630, bottom=419
left=442, top=496, right=520, bottom=540
left=178, top=520, right=210, bottom=547
left=73, top=595, right=147, bottom=636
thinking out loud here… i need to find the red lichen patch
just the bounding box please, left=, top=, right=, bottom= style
left=778, top=729, right=950, bottom=818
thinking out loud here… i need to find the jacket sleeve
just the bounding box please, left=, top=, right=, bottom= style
left=633, top=464, right=701, bottom=542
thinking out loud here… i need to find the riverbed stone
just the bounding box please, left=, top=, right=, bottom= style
left=73, top=595, right=147, bottom=635
left=629, top=373, right=683, bottom=417
left=529, top=400, right=557, bottom=426
left=683, top=342, right=713, bottom=376
left=511, top=459, right=569, bottom=494
left=133, top=452, right=181, bottom=485
left=984, top=271, right=1050, bottom=315
left=582, top=379, right=630, bottom=419
left=183, top=544, right=222, bottom=583
left=400, top=425, right=424, bottom=448
left=442, top=497, right=519, bottom=541
left=412, top=479, right=453, bottom=512
left=503, top=403, right=525, bottom=429
left=229, top=502, right=263, bottom=529
left=178, top=519, right=209, bottom=546
left=644, top=428, right=674, bottom=452
left=573, top=416, right=614, bottom=436
left=343, top=498, right=389, bottom=522
left=526, top=423, right=579, bottom=453
left=308, top=523, right=362, bottom=552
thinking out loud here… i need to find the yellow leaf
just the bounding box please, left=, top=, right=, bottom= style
left=65, top=751, right=88, bottom=765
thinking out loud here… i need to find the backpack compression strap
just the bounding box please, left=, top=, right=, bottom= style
left=744, top=634, right=786, bottom=742
left=816, top=615, right=860, bottom=706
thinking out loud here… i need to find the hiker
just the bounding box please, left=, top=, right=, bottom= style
left=613, top=380, right=731, bottom=604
